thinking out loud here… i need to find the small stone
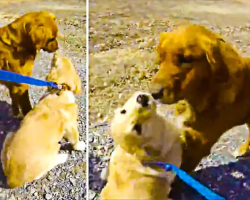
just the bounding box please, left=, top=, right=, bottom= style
left=89, top=191, right=96, bottom=200
left=70, top=178, right=76, bottom=186
left=45, top=193, right=52, bottom=200
left=102, top=156, right=110, bottom=161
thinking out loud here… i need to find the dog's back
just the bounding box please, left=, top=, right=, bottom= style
left=1, top=91, right=77, bottom=188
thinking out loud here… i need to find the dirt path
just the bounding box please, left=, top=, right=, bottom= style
left=89, top=0, right=250, bottom=199
left=0, top=0, right=86, bottom=199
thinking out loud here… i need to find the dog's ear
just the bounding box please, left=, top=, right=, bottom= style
left=48, top=12, right=56, bottom=20
left=205, top=37, right=229, bottom=83
left=156, top=32, right=170, bottom=64
left=1, top=32, right=12, bottom=45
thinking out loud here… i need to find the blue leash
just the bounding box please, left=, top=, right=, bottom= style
left=0, top=69, right=60, bottom=88
left=149, top=162, right=225, bottom=200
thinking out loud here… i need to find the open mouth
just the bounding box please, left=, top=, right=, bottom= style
left=133, top=123, right=142, bottom=135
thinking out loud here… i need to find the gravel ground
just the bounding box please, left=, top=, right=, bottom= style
left=0, top=1, right=86, bottom=199
left=89, top=0, right=250, bottom=199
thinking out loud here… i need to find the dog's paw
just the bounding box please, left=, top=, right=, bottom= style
left=73, top=141, right=86, bottom=151
left=233, top=149, right=246, bottom=158
left=100, top=167, right=108, bottom=181
left=13, top=113, right=24, bottom=120
left=57, top=153, right=69, bottom=164
left=232, top=143, right=250, bottom=158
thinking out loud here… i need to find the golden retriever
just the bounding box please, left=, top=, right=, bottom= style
left=1, top=53, right=84, bottom=188
left=151, top=24, right=250, bottom=173
left=100, top=91, right=182, bottom=200
left=0, top=11, right=60, bottom=118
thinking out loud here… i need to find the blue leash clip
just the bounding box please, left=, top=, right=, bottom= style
left=149, top=162, right=225, bottom=200
left=0, top=69, right=60, bottom=89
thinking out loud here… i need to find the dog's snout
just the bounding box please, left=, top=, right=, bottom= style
left=150, top=83, right=164, bottom=100
left=151, top=88, right=164, bottom=100
left=137, top=94, right=149, bottom=107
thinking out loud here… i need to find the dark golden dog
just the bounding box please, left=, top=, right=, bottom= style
left=151, top=24, right=250, bottom=173
left=0, top=11, right=60, bottom=117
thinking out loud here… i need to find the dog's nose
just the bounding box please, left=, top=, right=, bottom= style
left=150, top=83, right=164, bottom=100
left=151, top=86, right=164, bottom=100
left=151, top=89, right=163, bottom=100
left=137, top=94, right=149, bottom=107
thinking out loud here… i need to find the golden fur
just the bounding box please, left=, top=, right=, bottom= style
left=46, top=52, right=82, bottom=95
left=0, top=11, right=60, bottom=117
left=1, top=53, right=85, bottom=188
left=151, top=24, right=250, bottom=173
left=101, top=91, right=182, bottom=200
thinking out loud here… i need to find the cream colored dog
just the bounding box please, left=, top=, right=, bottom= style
left=100, top=91, right=182, bottom=200
left=1, top=53, right=85, bottom=188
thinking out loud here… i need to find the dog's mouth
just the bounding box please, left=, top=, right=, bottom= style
left=152, top=87, right=182, bottom=105
left=133, top=123, right=142, bottom=135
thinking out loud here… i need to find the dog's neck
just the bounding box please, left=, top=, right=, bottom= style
left=184, top=63, right=250, bottom=114
left=39, top=88, right=60, bottom=102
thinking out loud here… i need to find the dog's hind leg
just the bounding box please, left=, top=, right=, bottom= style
left=1, top=132, right=16, bottom=171
left=63, top=122, right=85, bottom=151
left=34, top=153, right=68, bottom=180
left=8, top=86, right=32, bottom=117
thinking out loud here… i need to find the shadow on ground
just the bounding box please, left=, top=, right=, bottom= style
left=90, top=152, right=250, bottom=200
left=0, top=100, right=21, bottom=188
left=89, top=153, right=107, bottom=193
left=169, top=157, right=250, bottom=200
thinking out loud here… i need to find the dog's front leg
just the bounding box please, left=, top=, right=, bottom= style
left=8, top=85, right=22, bottom=118
left=64, top=122, right=85, bottom=151
left=19, top=89, right=32, bottom=116
left=9, top=85, right=32, bottom=117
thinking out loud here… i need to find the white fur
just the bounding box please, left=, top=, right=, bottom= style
left=63, top=90, right=75, bottom=103
left=73, top=141, right=86, bottom=151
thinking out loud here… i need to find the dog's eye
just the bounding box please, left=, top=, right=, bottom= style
left=48, top=38, right=55, bottom=43
left=120, top=109, right=126, bottom=114
left=178, top=55, right=193, bottom=64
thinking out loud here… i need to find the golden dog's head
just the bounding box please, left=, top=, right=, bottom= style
left=46, top=53, right=82, bottom=95
left=7, top=11, right=61, bottom=52
left=151, top=25, right=231, bottom=104
left=111, top=92, right=157, bottom=149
